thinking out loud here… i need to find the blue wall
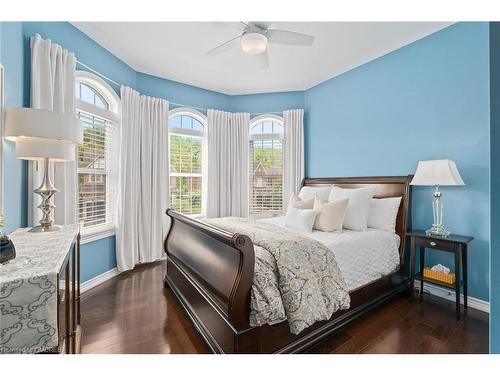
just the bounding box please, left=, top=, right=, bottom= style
left=489, top=22, right=500, bottom=354
left=137, top=72, right=231, bottom=113
left=231, top=91, right=305, bottom=114
left=304, top=22, right=490, bottom=301
left=0, top=22, right=136, bottom=282
left=0, top=21, right=494, bottom=326
left=0, top=22, right=303, bottom=282
left=1, top=22, right=28, bottom=233
left=137, top=75, right=305, bottom=116
left=80, top=236, right=117, bottom=282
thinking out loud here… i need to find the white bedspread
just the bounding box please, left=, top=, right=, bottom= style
left=261, top=217, right=401, bottom=291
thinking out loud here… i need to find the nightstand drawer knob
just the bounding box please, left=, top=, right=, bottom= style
left=430, top=241, right=436, bottom=246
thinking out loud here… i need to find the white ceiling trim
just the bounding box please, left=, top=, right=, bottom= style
left=72, top=22, right=453, bottom=95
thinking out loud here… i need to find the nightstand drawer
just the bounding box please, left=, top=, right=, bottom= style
left=415, top=237, right=457, bottom=251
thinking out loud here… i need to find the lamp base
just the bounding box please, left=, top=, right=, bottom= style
left=32, top=158, right=60, bottom=233
left=29, top=224, right=62, bottom=233
left=427, top=186, right=450, bottom=237
left=426, top=225, right=450, bottom=238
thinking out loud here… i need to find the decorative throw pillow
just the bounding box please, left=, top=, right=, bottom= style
left=298, top=185, right=333, bottom=201
left=284, top=206, right=318, bottom=233
left=288, top=194, right=314, bottom=210
left=367, top=197, right=402, bottom=233
left=313, top=196, right=349, bottom=232
left=328, top=185, right=376, bottom=231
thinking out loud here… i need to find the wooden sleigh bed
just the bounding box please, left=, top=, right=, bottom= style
left=164, top=176, right=413, bottom=353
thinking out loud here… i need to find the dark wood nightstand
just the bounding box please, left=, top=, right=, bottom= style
left=406, top=230, right=473, bottom=319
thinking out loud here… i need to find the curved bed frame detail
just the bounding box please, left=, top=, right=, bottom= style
left=164, top=175, right=413, bottom=353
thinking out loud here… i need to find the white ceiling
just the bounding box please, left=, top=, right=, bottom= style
left=72, top=22, right=452, bottom=95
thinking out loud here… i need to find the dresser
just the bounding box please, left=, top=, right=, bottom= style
left=0, top=225, right=81, bottom=354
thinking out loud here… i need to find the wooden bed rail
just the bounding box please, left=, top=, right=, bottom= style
left=165, top=209, right=255, bottom=331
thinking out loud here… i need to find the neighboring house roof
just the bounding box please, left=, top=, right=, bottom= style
left=254, top=162, right=281, bottom=176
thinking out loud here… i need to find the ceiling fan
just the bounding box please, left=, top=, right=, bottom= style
left=206, top=22, right=315, bottom=69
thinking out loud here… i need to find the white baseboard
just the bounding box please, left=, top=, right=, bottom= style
left=414, top=281, right=490, bottom=313
left=81, top=268, right=121, bottom=294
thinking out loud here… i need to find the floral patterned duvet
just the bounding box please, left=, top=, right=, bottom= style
left=205, top=217, right=351, bottom=334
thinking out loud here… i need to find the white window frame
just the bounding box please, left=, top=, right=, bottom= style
left=75, top=71, right=120, bottom=244
left=168, top=108, right=207, bottom=218
left=249, top=114, right=284, bottom=217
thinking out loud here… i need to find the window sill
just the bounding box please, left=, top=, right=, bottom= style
left=80, top=224, right=116, bottom=245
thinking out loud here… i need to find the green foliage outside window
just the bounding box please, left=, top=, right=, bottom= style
left=250, top=139, right=283, bottom=214
left=169, top=134, right=203, bottom=215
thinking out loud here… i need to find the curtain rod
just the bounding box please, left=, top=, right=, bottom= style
left=76, top=60, right=285, bottom=116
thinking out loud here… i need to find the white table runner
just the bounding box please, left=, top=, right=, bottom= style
left=0, top=225, right=79, bottom=354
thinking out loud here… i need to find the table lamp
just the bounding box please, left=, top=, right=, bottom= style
left=5, top=108, right=83, bottom=232
left=410, top=159, right=465, bottom=237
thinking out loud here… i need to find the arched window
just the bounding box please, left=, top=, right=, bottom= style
left=168, top=108, right=207, bottom=216
left=75, top=71, right=120, bottom=236
left=249, top=114, right=284, bottom=216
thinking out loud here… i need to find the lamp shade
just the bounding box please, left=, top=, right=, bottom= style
left=4, top=107, right=83, bottom=162
left=410, top=159, right=465, bottom=186
left=14, top=138, right=77, bottom=162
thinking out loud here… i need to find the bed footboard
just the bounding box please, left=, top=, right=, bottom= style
left=164, top=209, right=255, bottom=351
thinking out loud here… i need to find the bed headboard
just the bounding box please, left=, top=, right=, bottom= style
left=302, top=176, right=412, bottom=264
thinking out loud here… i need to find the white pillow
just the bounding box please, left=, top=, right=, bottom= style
left=368, top=197, right=402, bottom=233
left=328, top=185, right=376, bottom=231
left=298, top=185, right=332, bottom=201
left=288, top=194, right=314, bottom=210
left=313, top=197, right=349, bottom=232
left=284, top=207, right=318, bottom=233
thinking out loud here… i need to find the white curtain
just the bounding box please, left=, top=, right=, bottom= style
left=283, top=109, right=305, bottom=212
left=29, top=33, right=77, bottom=226
left=116, top=86, right=169, bottom=271
left=206, top=109, right=249, bottom=218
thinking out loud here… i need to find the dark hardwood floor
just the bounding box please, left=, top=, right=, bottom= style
left=81, top=261, right=488, bottom=354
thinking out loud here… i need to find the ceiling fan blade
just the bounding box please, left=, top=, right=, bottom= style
left=253, top=22, right=272, bottom=30
left=256, top=50, right=270, bottom=69
left=206, top=35, right=241, bottom=56
left=267, top=29, right=315, bottom=46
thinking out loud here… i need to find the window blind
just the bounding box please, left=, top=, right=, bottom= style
left=249, top=138, right=283, bottom=216
left=169, top=133, right=203, bottom=215
left=77, top=111, right=114, bottom=229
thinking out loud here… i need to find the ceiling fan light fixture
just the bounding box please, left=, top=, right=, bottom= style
left=240, top=32, right=268, bottom=55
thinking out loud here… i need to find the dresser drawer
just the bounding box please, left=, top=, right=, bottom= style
left=415, top=237, right=457, bottom=251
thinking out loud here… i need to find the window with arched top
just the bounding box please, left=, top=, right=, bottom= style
left=75, top=71, right=120, bottom=236
left=75, top=81, right=109, bottom=110
left=249, top=114, right=284, bottom=216
left=168, top=108, right=207, bottom=216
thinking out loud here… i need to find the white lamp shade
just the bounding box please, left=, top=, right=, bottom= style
left=410, top=159, right=465, bottom=186
left=5, top=107, right=83, bottom=144
left=4, top=107, right=83, bottom=162
left=15, top=138, right=76, bottom=162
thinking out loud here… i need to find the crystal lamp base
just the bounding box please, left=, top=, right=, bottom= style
left=426, top=185, right=450, bottom=237
left=426, top=225, right=450, bottom=237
